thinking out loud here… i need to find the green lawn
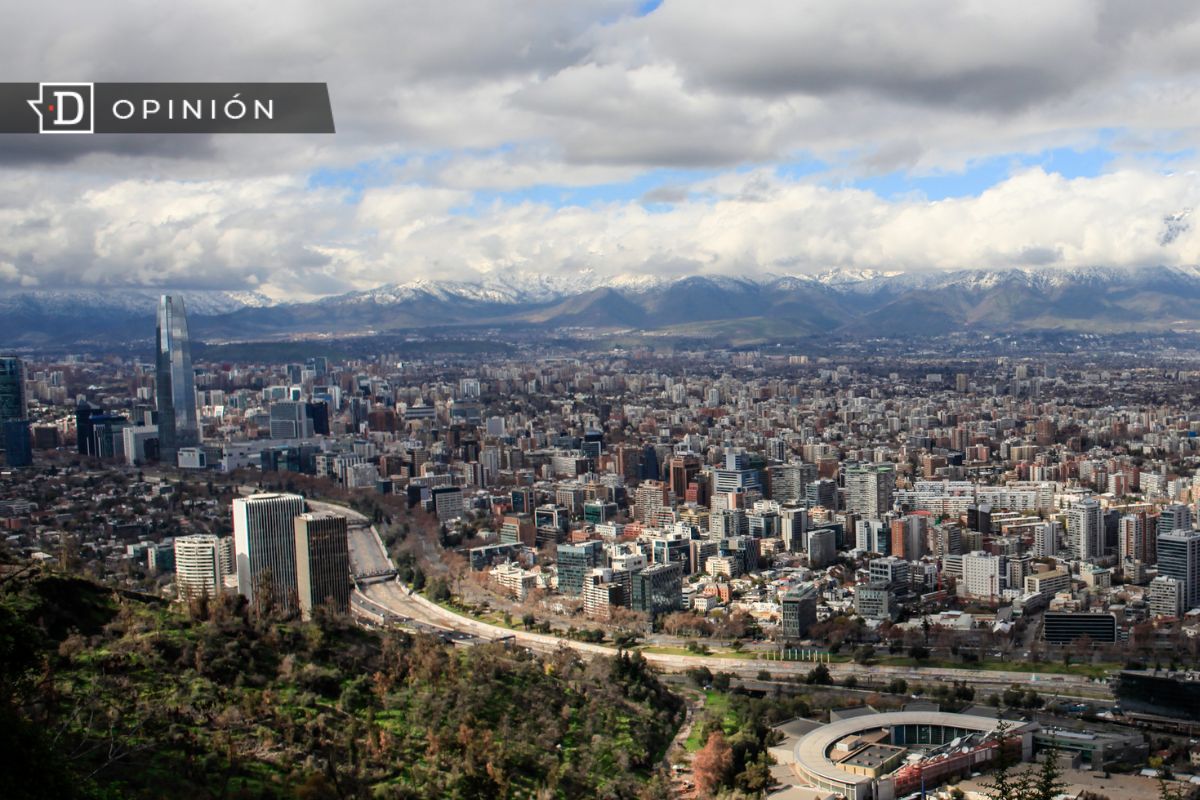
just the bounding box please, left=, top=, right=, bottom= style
left=861, top=654, right=1116, bottom=679
left=684, top=691, right=737, bottom=752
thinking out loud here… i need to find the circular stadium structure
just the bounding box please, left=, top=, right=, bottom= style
left=789, top=710, right=1035, bottom=800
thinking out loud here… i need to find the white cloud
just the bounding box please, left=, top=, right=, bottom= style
left=1, top=1, right=1200, bottom=294
left=5, top=166, right=1193, bottom=298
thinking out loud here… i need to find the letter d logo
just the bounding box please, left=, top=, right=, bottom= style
left=28, top=82, right=93, bottom=133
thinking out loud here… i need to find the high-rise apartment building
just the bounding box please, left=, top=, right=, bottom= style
left=962, top=551, right=1005, bottom=600
left=1119, top=513, right=1147, bottom=563
left=155, top=296, right=199, bottom=461
left=845, top=463, right=895, bottom=520
left=635, top=479, right=670, bottom=525
left=768, top=462, right=817, bottom=505
left=1066, top=498, right=1103, bottom=562
left=1033, top=520, right=1060, bottom=558
left=294, top=512, right=351, bottom=620
left=233, top=493, right=306, bottom=613
left=174, top=534, right=228, bottom=600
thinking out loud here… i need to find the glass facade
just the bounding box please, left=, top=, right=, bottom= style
left=0, top=357, right=25, bottom=421
left=155, top=295, right=199, bottom=459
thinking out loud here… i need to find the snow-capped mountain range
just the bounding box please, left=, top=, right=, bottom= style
left=6, top=265, right=1200, bottom=346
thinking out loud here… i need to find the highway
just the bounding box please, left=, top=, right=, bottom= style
left=325, top=497, right=1112, bottom=700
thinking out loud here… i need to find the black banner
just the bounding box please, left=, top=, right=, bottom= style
left=0, top=82, right=335, bottom=134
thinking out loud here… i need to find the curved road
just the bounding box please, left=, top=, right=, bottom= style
left=323, top=496, right=1111, bottom=700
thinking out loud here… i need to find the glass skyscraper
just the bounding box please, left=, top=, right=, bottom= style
left=0, top=357, right=31, bottom=468
left=0, top=356, right=25, bottom=421
left=155, top=295, right=199, bottom=460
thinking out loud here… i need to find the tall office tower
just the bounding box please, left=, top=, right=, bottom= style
left=713, top=450, right=763, bottom=495
left=155, top=295, right=199, bottom=462
left=889, top=515, right=927, bottom=561
left=269, top=401, right=313, bottom=439
left=556, top=540, right=606, bottom=597
left=1119, top=513, right=1147, bottom=563
left=1157, top=529, right=1200, bottom=611
left=668, top=453, right=701, bottom=499
left=294, top=512, right=351, bottom=620
left=75, top=401, right=96, bottom=455
left=768, top=462, right=817, bottom=504
left=639, top=444, right=661, bottom=481
left=0, top=356, right=26, bottom=421
left=1066, top=497, right=1103, bottom=562
left=807, top=527, right=836, bottom=568
left=174, top=534, right=227, bottom=599
left=3, top=420, right=32, bottom=468
left=845, top=463, right=895, bottom=520
left=1159, top=504, right=1193, bottom=536
left=0, top=357, right=29, bottom=467
left=233, top=493, right=306, bottom=614
left=805, top=478, right=839, bottom=510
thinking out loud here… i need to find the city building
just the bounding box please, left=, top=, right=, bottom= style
left=294, top=512, right=351, bottom=620
left=845, top=463, right=895, bottom=520
left=155, top=295, right=200, bottom=462
left=807, top=527, right=836, bottom=568
left=1066, top=498, right=1103, bottom=562
left=1157, top=529, right=1200, bottom=611
left=431, top=485, right=465, bottom=522
left=1043, top=611, right=1118, bottom=644
left=781, top=585, right=818, bottom=637
left=1148, top=575, right=1183, bottom=618
left=556, top=540, right=605, bottom=596
left=174, top=533, right=229, bottom=600
left=961, top=551, right=1005, bottom=600
left=0, top=356, right=26, bottom=421
left=233, top=493, right=306, bottom=613
left=2, top=419, right=32, bottom=468
left=631, top=562, right=683, bottom=616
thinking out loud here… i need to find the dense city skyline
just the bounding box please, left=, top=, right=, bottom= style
left=8, top=5, right=1200, bottom=799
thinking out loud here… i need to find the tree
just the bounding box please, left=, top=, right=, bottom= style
left=1028, top=744, right=1066, bottom=800
left=981, top=721, right=1030, bottom=800
left=693, top=731, right=734, bottom=798
left=805, top=663, right=832, bottom=685
left=687, top=666, right=714, bottom=688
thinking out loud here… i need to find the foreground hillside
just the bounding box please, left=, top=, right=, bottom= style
left=0, top=569, right=683, bottom=799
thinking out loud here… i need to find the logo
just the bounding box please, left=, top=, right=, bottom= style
left=27, top=82, right=94, bottom=134
left=2, top=83, right=333, bottom=135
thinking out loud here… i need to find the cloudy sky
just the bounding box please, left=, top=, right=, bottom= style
left=4, top=0, right=1200, bottom=300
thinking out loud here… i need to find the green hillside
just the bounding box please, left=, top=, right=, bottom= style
left=0, top=568, right=682, bottom=799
